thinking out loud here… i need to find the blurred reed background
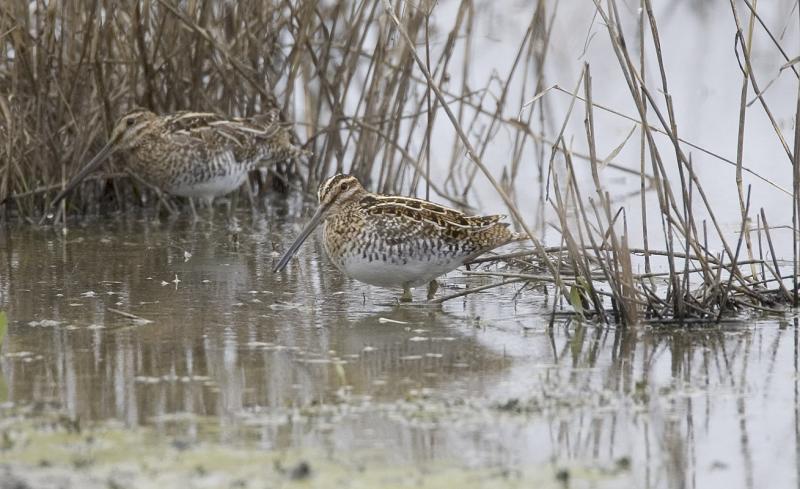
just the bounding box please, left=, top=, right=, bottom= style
left=0, top=0, right=553, bottom=215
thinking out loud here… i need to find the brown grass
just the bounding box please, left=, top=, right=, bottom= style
left=0, top=0, right=797, bottom=324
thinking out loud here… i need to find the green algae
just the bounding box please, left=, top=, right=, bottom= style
left=0, top=416, right=629, bottom=489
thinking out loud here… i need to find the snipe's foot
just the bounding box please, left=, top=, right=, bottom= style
left=400, top=285, right=413, bottom=303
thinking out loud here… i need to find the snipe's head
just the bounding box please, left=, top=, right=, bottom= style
left=317, top=174, right=366, bottom=210
left=273, top=174, right=367, bottom=272
left=107, top=109, right=159, bottom=151
left=50, top=109, right=158, bottom=208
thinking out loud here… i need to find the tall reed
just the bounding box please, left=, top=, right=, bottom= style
left=1, top=0, right=796, bottom=323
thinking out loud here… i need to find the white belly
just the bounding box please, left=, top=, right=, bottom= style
left=170, top=171, right=249, bottom=198
left=337, top=256, right=463, bottom=289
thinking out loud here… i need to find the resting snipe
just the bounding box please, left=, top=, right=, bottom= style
left=51, top=108, right=306, bottom=216
left=273, top=174, right=520, bottom=302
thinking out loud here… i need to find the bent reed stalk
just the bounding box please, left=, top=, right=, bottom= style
left=0, top=0, right=797, bottom=324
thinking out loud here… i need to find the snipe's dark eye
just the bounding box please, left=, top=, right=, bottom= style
left=340, top=183, right=349, bottom=191
left=126, top=118, right=135, bottom=127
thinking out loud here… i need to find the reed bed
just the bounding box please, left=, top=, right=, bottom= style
left=0, top=0, right=797, bottom=324
left=459, top=0, right=799, bottom=325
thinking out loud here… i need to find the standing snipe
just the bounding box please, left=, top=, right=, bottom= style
left=51, top=108, right=306, bottom=217
left=273, top=174, right=520, bottom=302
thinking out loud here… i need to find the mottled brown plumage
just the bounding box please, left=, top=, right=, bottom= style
left=274, top=174, right=519, bottom=301
left=51, top=108, right=306, bottom=214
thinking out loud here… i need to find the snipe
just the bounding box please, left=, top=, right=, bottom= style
left=273, top=174, right=520, bottom=302
left=51, top=108, right=306, bottom=217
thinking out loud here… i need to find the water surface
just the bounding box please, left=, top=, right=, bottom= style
left=0, top=209, right=797, bottom=488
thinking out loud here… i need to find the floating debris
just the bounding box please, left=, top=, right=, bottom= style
left=4, top=351, right=33, bottom=358
left=268, top=302, right=302, bottom=311
left=289, top=461, right=311, bottom=480
left=134, top=376, right=161, bottom=384
left=106, top=308, right=153, bottom=325
left=27, top=319, right=61, bottom=327
left=378, top=317, right=408, bottom=325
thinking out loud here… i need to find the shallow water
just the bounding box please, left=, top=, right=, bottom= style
left=3, top=1, right=800, bottom=487
left=0, top=208, right=797, bottom=488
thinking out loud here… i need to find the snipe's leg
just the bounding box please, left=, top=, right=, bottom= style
left=221, top=196, right=234, bottom=219
left=426, top=280, right=439, bottom=301
left=245, top=178, right=258, bottom=212
left=400, top=284, right=413, bottom=303
left=189, top=198, right=200, bottom=222
left=205, top=197, right=216, bottom=222
left=225, top=196, right=241, bottom=233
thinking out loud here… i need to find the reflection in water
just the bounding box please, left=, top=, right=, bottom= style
left=0, top=214, right=797, bottom=487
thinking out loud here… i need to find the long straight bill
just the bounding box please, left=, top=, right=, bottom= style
left=50, top=142, right=116, bottom=208
left=273, top=204, right=329, bottom=272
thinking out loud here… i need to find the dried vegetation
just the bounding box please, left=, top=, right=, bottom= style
left=0, top=0, right=797, bottom=324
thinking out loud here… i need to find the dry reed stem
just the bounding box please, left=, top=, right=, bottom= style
left=381, top=0, right=570, bottom=302
left=1, top=0, right=797, bottom=323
